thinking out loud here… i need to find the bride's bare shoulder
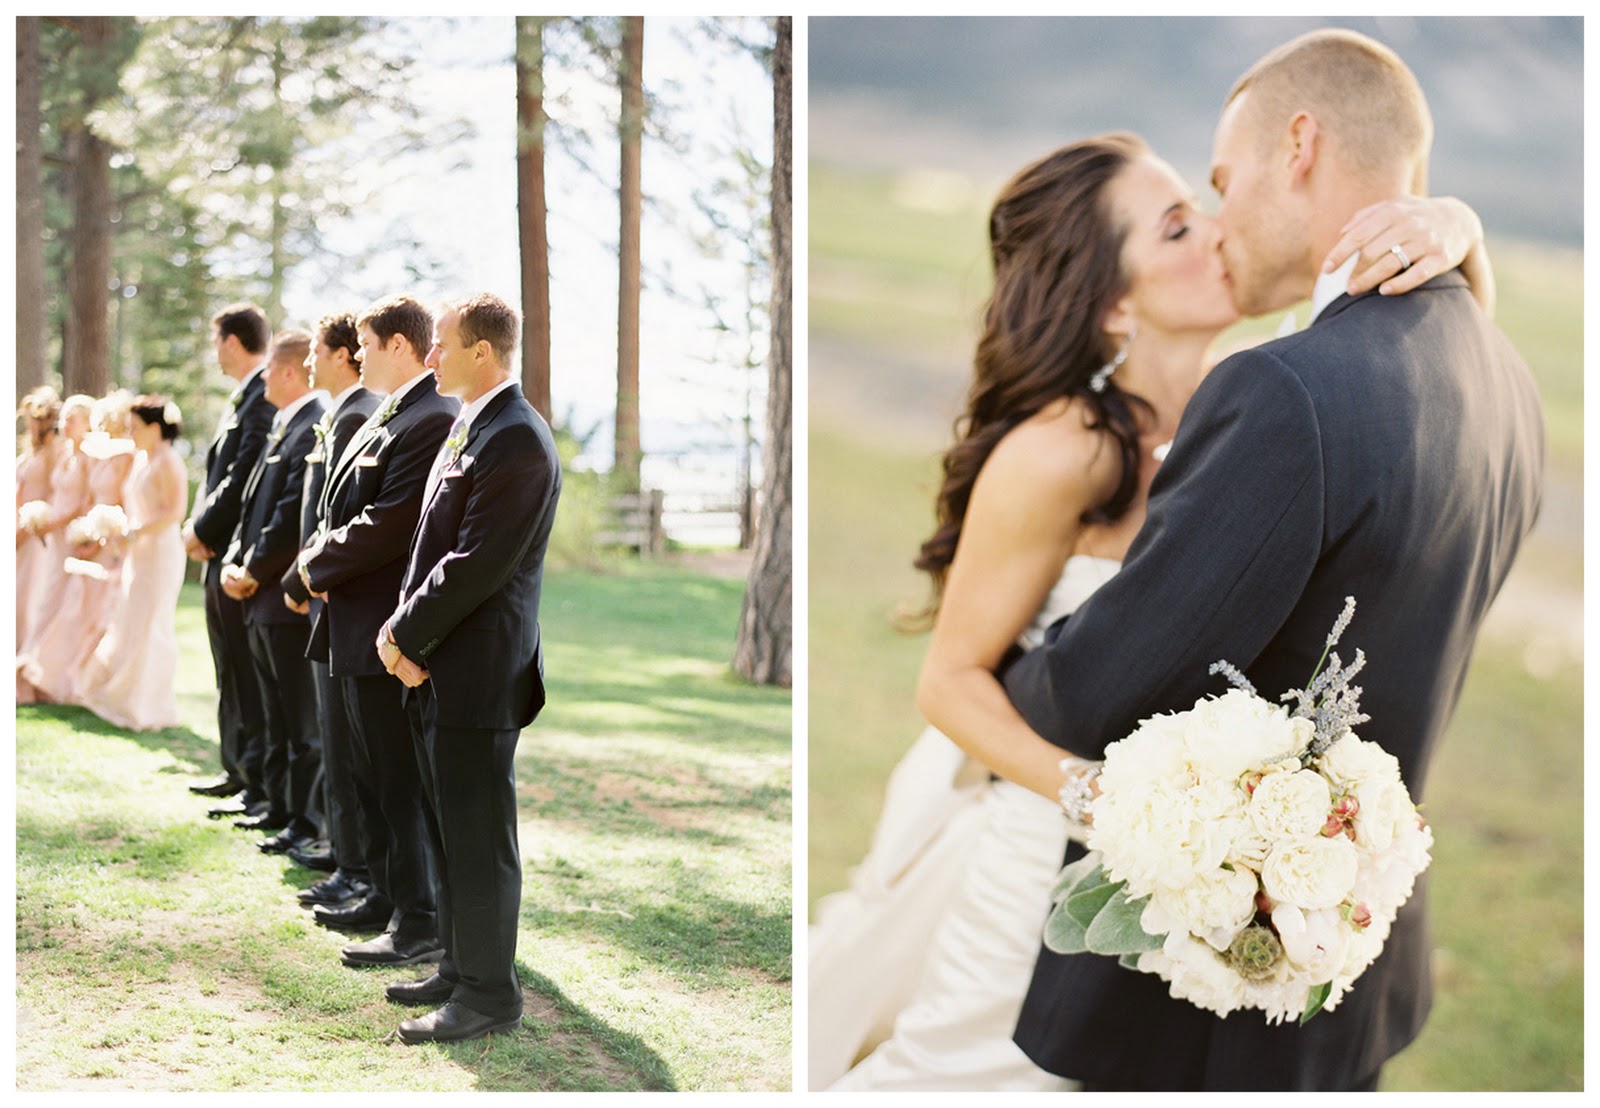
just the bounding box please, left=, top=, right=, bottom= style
left=977, top=397, right=1120, bottom=510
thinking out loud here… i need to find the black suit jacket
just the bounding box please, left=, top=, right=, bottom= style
left=192, top=367, right=274, bottom=576
left=223, top=396, right=327, bottom=625
left=303, top=377, right=458, bottom=678
left=389, top=382, right=561, bottom=730
left=1002, top=271, right=1544, bottom=1090
left=281, top=386, right=380, bottom=613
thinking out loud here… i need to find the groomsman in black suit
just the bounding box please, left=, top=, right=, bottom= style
left=186, top=302, right=275, bottom=813
left=219, top=329, right=326, bottom=852
left=298, top=295, right=458, bottom=968
left=283, top=313, right=381, bottom=905
left=379, top=293, right=561, bottom=1044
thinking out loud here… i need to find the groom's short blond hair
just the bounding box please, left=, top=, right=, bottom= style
left=1226, top=29, right=1433, bottom=191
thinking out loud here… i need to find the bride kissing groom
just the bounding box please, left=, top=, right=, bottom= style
left=812, top=28, right=1544, bottom=1093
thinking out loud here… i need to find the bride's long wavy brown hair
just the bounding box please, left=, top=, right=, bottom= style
left=912, top=133, right=1153, bottom=616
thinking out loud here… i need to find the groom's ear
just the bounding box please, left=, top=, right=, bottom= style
left=1284, top=111, right=1320, bottom=190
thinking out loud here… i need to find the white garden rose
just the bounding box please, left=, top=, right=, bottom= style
left=1350, top=774, right=1412, bottom=852
left=1248, top=768, right=1333, bottom=839
left=1261, top=836, right=1359, bottom=909
left=1318, top=733, right=1402, bottom=790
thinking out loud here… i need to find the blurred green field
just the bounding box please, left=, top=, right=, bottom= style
left=807, top=163, right=1582, bottom=1091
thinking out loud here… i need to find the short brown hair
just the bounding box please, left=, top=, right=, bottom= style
left=446, top=293, right=520, bottom=367
left=315, top=312, right=361, bottom=366
left=1226, top=29, right=1432, bottom=190
left=357, top=295, right=433, bottom=361
left=211, top=302, right=272, bottom=355
left=269, top=328, right=313, bottom=379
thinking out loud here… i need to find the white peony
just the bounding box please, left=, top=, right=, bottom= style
left=1180, top=689, right=1307, bottom=782
left=1142, top=934, right=1249, bottom=1018
left=1350, top=774, right=1413, bottom=852
left=1270, top=903, right=1351, bottom=980
left=1144, top=864, right=1259, bottom=950
left=1249, top=768, right=1333, bottom=839
left=1261, top=836, right=1359, bottom=910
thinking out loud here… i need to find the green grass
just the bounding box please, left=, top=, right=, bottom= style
left=808, top=163, right=1582, bottom=1091
left=16, top=565, right=791, bottom=1092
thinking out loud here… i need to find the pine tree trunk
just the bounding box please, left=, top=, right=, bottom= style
left=614, top=16, right=644, bottom=491
left=516, top=16, right=553, bottom=421
left=61, top=16, right=120, bottom=398
left=16, top=17, right=47, bottom=399
left=733, top=17, right=792, bottom=688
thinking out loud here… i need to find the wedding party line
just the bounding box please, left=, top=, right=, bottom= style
left=21, top=293, right=561, bottom=1047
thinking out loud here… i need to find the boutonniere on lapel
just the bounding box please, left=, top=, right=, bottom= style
left=228, top=385, right=245, bottom=409
left=307, top=413, right=332, bottom=463
left=372, top=393, right=402, bottom=428
left=443, top=421, right=469, bottom=468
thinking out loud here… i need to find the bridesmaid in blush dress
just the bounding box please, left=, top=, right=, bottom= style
left=78, top=397, right=189, bottom=732
left=15, top=386, right=63, bottom=651
left=16, top=394, right=93, bottom=703
left=18, top=392, right=138, bottom=703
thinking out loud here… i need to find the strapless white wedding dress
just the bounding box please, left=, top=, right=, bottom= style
left=810, top=554, right=1120, bottom=1091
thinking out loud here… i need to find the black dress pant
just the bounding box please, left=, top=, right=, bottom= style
left=409, top=683, right=523, bottom=1020
left=203, top=566, right=265, bottom=794
left=245, top=616, right=321, bottom=830
left=312, top=658, right=368, bottom=878
left=337, top=672, right=437, bottom=941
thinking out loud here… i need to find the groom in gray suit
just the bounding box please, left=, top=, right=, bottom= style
left=1002, top=29, right=1545, bottom=1091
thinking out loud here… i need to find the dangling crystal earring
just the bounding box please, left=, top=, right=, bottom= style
left=1089, top=324, right=1135, bottom=394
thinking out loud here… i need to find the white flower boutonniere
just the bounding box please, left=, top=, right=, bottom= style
left=373, top=394, right=402, bottom=427
left=443, top=421, right=469, bottom=467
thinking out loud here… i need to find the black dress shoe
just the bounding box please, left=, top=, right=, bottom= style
left=386, top=972, right=456, bottom=1006
left=211, top=796, right=269, bottom=820
left=398, top=1001, right=521, bottom=1044
left=313, top=893, right=394, bottom=932
left=287, top=839, right=337, bottom=873
left=341, top=931, right=443, bottom=968
left=189, top=775, right=246, bottom=797
left=235, top=809, right=291, bottom=832
left=298, top=871, right=371, bottom=908
left=258, top=827, right=313, bottom=855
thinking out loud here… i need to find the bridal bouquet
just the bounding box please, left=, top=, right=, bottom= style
left=18, top=499, right=52, bottom=535
left=65, top=504, right=130, bottom=548
left=1046, top=598, right=1431, bottom=1024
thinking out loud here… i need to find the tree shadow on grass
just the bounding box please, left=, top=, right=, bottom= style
left=423, top=963, right=677, bottom=1091
left=19, top=702, right=219, bottom=775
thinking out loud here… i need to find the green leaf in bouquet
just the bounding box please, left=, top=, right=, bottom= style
left=1044, top=897, right=1091, bottom=954
left=1050, top=854, right=1103, bottom=903
left=1084, top=885, right=1165, bottom=956
left=1300, top=980, right=1333, bottom=1024
left=1065, top=871, right=1121, bottom=929
left=1118, top=952, right=1144, bottom=971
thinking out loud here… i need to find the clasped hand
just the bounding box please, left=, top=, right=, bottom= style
left=220, top=565, right=258, bottom=600
left=376, top=621, right=429, bottom=688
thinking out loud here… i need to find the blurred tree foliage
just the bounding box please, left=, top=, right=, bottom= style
left=31, top=16, right=449, bottom=459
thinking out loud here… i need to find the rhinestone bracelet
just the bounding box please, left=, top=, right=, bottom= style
left=1058, top=756, right=1103, bottom=826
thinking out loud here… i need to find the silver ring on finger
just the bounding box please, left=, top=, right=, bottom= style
left=1389, top=243, right=1411, bottom=271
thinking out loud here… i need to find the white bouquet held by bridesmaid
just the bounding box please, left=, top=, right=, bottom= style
left=65, top=504, right=131, bottom=548
left=1047, top=598, right=1432, bottom=1024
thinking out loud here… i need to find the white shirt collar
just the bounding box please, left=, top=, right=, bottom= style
left=272, top=389, right=322, bottom=428
left=386, top=369, right=434, bottom=405
left=455, top=378, right=517, bottom=434
left=1309, top=254, right=1360, bottom=325
left=328, top=381, right=362, bottom=413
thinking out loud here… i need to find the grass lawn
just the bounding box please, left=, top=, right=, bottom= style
left=16, top=562, right=792, bottom=1092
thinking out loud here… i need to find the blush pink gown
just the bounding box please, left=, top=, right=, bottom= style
left=77, top=447, right=187, bottom=732
left=15, top=443, right=58, bottom=651
left=18, top=450, right=134, bottom=703
left=16, top=445, right=89, bottom=703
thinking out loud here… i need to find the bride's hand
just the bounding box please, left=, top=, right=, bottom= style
left=1320, top=195, right=1483, bottom=298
